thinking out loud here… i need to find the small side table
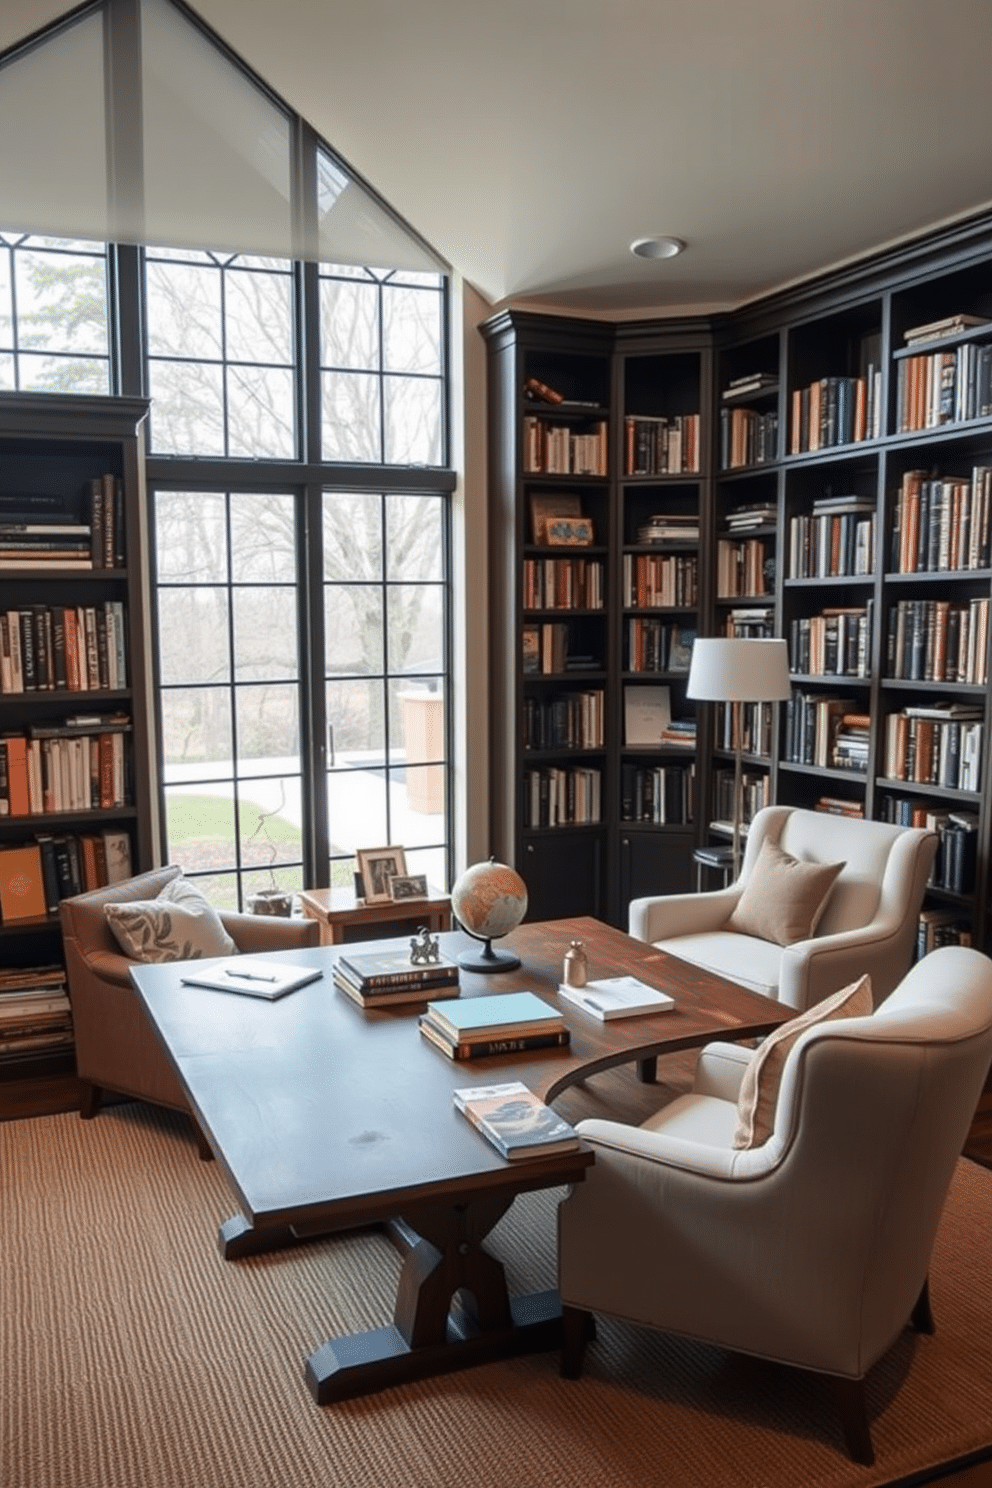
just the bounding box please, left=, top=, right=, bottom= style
left=299, top=886, right=452, bottom=946
left=692, top=845, right=736, bottom=892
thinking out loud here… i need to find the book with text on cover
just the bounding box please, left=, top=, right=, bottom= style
left=425, top=990, right=565, bottom=1043
left=337, top=946, right=460, bottom=990
left=180, top=958, right=323, bottom=1000
left=558, top=974, right=675, bottom=1021
left=453, top=1081, right=579, bottom=1160
left=419, top=1015, right=569, bottom=1060
left=335, top=972, right=459, bottom=1010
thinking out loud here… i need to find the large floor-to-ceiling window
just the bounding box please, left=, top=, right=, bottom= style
left=0, top=0, right=454, bottom=909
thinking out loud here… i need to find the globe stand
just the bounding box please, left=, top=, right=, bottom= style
left=456, top=937, right=521, bottom=974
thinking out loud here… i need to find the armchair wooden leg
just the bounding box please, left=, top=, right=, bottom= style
left=78, top=1082, right=103, bottom=1120
left=560, top=1305, right=595, bottom=1379
left=828, top=1375, right=874, bottom=1466
left=911, top=1275, right=935, bottom=1334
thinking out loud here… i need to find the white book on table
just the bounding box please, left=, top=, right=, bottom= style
left=558, top=975, right=675, bottom=1021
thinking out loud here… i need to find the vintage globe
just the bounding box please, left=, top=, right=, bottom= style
left=451, top=857, right=528, bottom=972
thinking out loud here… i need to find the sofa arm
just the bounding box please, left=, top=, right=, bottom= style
left=628, top=888, right=741, bottom=945
left=778, top=918, right=909, bottom=1011
left=222, top=911, right=320, bottom=954
left=76, top=947, right=136, bottom=990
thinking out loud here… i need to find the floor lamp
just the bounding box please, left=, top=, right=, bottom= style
left=687, top=638, right=791, bottom=880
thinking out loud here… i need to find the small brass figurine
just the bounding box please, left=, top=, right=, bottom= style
left=409, top=925, right=441, bottom=965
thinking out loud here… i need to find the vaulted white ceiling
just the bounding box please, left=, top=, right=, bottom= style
left=4, top=0, right=992, bottom=315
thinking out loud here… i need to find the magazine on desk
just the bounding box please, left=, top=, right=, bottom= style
left=180, top=958, right=323, bottom=1000
left=558, top=974, right=675, bottom=1021
left=453, top=1081, right=579, bottom=1160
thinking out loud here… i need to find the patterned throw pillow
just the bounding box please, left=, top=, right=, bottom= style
left=732, top=973, right=874, bottom=1149
left=104, top=875, right=236, bottom=962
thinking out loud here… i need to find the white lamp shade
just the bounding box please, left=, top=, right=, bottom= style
left=687, top=637, right=791, bottom=703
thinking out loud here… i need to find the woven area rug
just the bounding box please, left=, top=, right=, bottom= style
left=2, top=1103, right=991, bottom=1488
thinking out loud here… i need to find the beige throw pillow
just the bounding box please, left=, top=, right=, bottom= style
left=733, top=973, right=873, bottom=1149
left=726, top=837, right=844, bottom=946
left=104, top=875, right=236, bottom=963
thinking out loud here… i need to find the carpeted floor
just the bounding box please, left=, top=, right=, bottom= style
left=2, top=1102, right=991, bottom=1488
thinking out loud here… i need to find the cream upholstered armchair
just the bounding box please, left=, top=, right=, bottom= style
left=629, top=805, right=938, bottom=1011
left=557, top=944, right=992, bottom=1464
left=60, top=866, right=319, bottom=1122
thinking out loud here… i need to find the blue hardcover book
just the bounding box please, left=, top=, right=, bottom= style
left=426, top=990, right=564, bottom=1041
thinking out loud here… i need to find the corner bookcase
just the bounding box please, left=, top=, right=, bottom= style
left=0, top=393, right=158, bottom=1078
left=484, top=208, right=992, bottom=955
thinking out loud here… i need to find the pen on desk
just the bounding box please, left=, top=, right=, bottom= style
left=225, top=968, right=278, bottom=982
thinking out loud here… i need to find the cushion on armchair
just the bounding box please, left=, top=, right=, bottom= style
left=726, top=837, right=844, bottom=947
left=103, top=874, right=236, bottom=963
left=733, top=972, right=873, bottom=1148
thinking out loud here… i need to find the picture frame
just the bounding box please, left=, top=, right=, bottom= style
left=545, top=515, right=595, bottom=547
left=529, top=491, right=582, bottom=545
left=389, top=873, right=429, bottom=901
left=356, top=845, right=408, bottom=904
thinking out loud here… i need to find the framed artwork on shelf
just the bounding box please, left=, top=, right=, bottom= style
left=356, top=845, right=408, bottom=904
left=389, top=873, right=429, bottom=901
left=545, top=516, right=594, bottom=547
left=529, top=491, right=582, bottom=545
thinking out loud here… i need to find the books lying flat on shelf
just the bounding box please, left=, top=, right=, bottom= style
left=903, top=313, right=991, bottom=345
left=557, top=975, right=676, bottom=1021
left=453, top=1081, right=580, bottom=1160
left=336, top=947, right=460, bottom=991
left=180, top=958, right=323, bottom=1000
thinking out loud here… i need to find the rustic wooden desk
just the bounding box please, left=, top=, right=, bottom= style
left=130, top=917, right=790, bottom=1405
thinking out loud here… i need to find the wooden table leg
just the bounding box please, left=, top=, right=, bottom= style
left=305, top=1192, right=564, bottom=1404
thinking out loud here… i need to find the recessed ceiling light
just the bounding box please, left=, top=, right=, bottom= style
left=630, top=236, right=685, bottom=260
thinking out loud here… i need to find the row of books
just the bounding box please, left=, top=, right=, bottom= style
left=789, top=369, right=882, bottom=454
left=883, top=707, right=983, bottom=792
left=624, top=618, right=695, bottom=674
left=894, top=340, right=992, bottom=432
left=420, top=991, right=570, bottom=1063
left=886, top=598, right=989, bottom=686
left=716, top=537, right=774, bottom=598
left=0, top=475, right=125, bottom=573
left=916, top=909, right=972, bottom=958
left=622, top=553, right=698, bottom=609
left=0, top=829, right=133, bottom=923
left=523, top=416, right=608, bottom=476
left=783, top=693, right=859, bottom=771
left=712, top=766, right=771, bottom=827
left=788, top=496, right=875, bottom=579
left=522, top=622, right=601, bottom=677
left=789, top=606, right=872, bottom=679
left=719, top=405, right=778, bottom=469
left=524, top=765, right=601, bottom=828
left=0, top=601, right=128, bottom=695
left=619, top=762, right=694, bottom=824
left=881, top=798, right=978, bottom=895
left=889, top=467, right=992, bottom=574
left=0, top=718, right=131, bottom=817
left=521, top=557, right=604, bottom=611
left=623, top=413, right=700, bottom=476
left=331, top=945, right=460, bottom=1009
left=0, top=966, right=73, bottom=1060
left=522, top=690, right=604, bottom=752
left=714, top=700, right=775, bottom=756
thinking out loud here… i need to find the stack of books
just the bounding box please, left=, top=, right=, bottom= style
left=0, top=966, right=73, bottom=1060
left=453, top=1081, right=579, bottom=1161
left=419, top=990, right=569, bottom=1060
left=332, top=946, right=460, bottom=1009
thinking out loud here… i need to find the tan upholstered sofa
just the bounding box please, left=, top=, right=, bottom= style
left=60, top=865, right=319, bottom=1120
